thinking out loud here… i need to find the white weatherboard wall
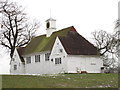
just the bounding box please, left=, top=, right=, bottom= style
left=67, top=55, right=103, bottom=73
left=50, top=37, right=68, bottom=74
left=10, top=37, right=103, bottom=74
left=10, top=48, right=25, bottom=74
left=46, top=29, right=55, bottom=37
left=50, top=37, right=103, bottom=74
left=46, top=18, right=56, bottom=37
left=24, top=51, right=54, bottom=74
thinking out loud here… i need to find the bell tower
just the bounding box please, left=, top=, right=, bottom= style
left=46, top=18, right=56, bottom=37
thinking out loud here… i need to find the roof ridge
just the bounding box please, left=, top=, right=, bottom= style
left=52, top=26, right=76, bottom=34
left=31, top=26, right=75, bottom=39
left=23, top=26, right=74, bottom=55
left=22, top=26, right=99, bottom=55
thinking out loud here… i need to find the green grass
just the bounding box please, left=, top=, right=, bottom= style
left=2, top=73, right=118, bottom=88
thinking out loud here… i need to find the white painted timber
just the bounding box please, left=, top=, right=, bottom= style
left=10, top=37, right=103, bottom=74
left=10, top=48, right=25, bottom=74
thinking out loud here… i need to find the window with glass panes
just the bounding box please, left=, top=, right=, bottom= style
left=55, top=58, right=61, bottom=64
left=26, top=57, right=31, bottom=64
left=45, top=53, right=50, bottom=61
left=35, top=55, right=40, bottom=62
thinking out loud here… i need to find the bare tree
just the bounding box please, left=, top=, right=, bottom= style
left=91, top=30, right=117, bottom=67
left=115, top=19, right=120, bottom=73
left=115, top=19, right=120, bottom=29
left=0, top=0, right=40, bottom=58
left=115, top=19, right=120, bottom=46
left=92, top=30, right=117, bottom=55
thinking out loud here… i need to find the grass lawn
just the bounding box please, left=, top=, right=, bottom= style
left=1, top=73, right=118, bottom=88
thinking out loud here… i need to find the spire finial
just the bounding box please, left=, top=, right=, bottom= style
left=50, top=10, right=51, bottom=18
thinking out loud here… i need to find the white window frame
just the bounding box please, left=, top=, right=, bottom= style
left=26, top=57, right=31, bottom=64
left=45, top=53, right=50, bottom=61
left=55, top=58, right=62, bottom=64
left=35, top=55, right=40, bottom=62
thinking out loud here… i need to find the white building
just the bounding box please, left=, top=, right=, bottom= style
left=10, top=18, right=103, bottom=74
left=118, top=2, right=120, bottom=66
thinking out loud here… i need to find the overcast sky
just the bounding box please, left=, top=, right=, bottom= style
left=0, top=0, right=119, bottom=74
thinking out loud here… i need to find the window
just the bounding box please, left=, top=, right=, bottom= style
left=59, top=49, right=63, bottom=53
left=35, top=55, right=40, bottom=62
left=14, top=65, right=17, bottom=70
left=46, top=22, right=50, bottom=28
left=45, top=53, right=50, bottom=61
left=55, top=58, right=61, bottom=64
left=26, top=57, right=31, bottom=64
left=57, top=43, right=59, bottom=45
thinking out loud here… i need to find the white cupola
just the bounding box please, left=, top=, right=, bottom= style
left=46, top=18, right=56, bottom=37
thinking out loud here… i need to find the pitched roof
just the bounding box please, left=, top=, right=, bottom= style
left=59, top=31, right=98, bottom=55
left=22, top=26, right=99, bottom=55
left=16, top=47, right=25, bottom=62
left=23, top=26, right=75, bottom=55
left=46, top=18, right=56, bottom=22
